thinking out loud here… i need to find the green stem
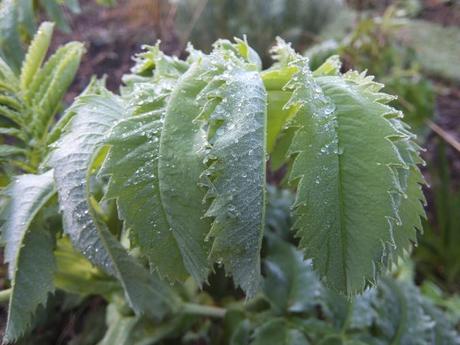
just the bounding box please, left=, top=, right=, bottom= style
left=182, top=302, right=226, bottom=318
left=0, top=288, right=12, bottom=303
left=10, top=159, right=37, bottom=173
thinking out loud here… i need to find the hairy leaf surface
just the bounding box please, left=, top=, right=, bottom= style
left=263, top=235, right=323, bottom=314
left=102, top=113, right=188, bottom=281
left=197, top=42, right=267, bottom=296
left=282, top=57, right=424, bottom=294
left=158, top=60, right=213, bottom=284
left=29, top=42, right=84, bottom=138
left=49, top=91, right=175, bottom=318
left=101, top=48, right=189, bottom=281
left=1, top=171, right=55, bottom=342
left=2, top=171, right=55, bottom=275
left=373, top=278, right=434, bottom=345
left=19, top=22, right=54, bottom=93
left=0, top=0, right=23, bottom=72
left=4, top=226, right=55, bottom=343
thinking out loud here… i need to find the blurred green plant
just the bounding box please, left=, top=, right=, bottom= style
left=89, top=236, right=460, bottom=345
left=400, top=19, right=460, bottom=83
left=414, top=142, right=460, bottom=293
left=173, top=0, right=343, bottom=62
left=0, top=21, right=84, bottom=184
left=0, top=0, right=112, bottom=72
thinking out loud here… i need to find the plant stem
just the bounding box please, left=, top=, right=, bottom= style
left=427, top=120, right=460, bottom=153
left=182, top=302, right=226, bottom=318
left=0, top=288, right=11, bottom=303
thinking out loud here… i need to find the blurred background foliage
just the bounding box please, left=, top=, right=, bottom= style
left=0, top=0, right=459, bottom=343
left=173, top=0, right=344, bottom=62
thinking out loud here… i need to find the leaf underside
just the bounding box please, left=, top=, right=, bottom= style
left=1, top=171, right=56, bottom=342
left=101, top=47, right=190, bottom=281
left=197, top=42, right=267, bottom=297
left=102, top=109, right=188, bottom=281
left=49, top=90, right=174, bottom=318
left=157, top=61, right=213, bottom=284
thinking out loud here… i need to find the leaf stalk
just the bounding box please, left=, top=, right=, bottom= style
left=182, top=302, right=226, bottom=318
left=0, top=288, right=11, bottom=303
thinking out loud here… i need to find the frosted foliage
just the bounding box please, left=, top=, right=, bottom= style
left=49, top=95, right=125, bottom=273
left=283, top=56, right=424, bottom=294
left=200, top=65, right=267, bottom=297
left=3, top=170, right=54, bottom=277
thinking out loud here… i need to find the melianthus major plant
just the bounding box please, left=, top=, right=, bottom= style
left=0, top=22, right=433, bottom=344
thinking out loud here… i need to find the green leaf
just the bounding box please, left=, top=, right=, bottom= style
left=49, top=90, right=175, bottom=318
left=98, top=303, right=188, bottom=345
left=20, top=22, right=54, bottom=93
left=0, top=127, right=25, bottom=141
left=373, top=278, right=434, bottom=345
left=230, top=319, right=251, bottom=345
left=5, top=226, right=55, bottom=343
left=0, top=171, right=56, bottom=342
left=266, top=89, right=293, bottom=153
left=1, top=170, right=55, bottom=277
left=0, top=0, right=24, bottom=73
left=0, top=145, right=26, bottom=158
left=54, top=237, right=120, bottom=299
left=263, top=235, right=323, bottom=314
left=0, top=56, right=19, bottom=92
left=389, top=167, right=426, bottom=260
left=17, top=0, right=36, bottom=37
left=197, top=41, right=267, bottom=297
left=101, top=48, right=192, bottom=281
left=265, top=186, right=294, bottom=238
left=125, top=43, right=189, bottom=83
left=157, top=59, right=213, bottom=284
left=47, top=77, right=106, bottom=145
left=282, top=57, right=424, bottom=294
left=422, top=300, right=460, bottom=345
left=41, top=0, right=71, bottom=33
left=29, top=41, right=84, bottom=138
left=251, top=319, right=309, bottom=345
left=0, top=105, right=23, bottom=127
left=101, top=112, right=188, bottom=281
left=0, top=94, right=21, bottom=111
left=312, top=55, right=342, bottom=77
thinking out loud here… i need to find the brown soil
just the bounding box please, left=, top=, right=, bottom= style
left=420, top=0, right=460, bottom=26
left=52, top=0, right=180, bottom=100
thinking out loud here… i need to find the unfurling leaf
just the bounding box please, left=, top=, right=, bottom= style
left=49, top=88, right=175, bottom=318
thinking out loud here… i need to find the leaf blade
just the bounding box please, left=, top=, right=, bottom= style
left=1, top=171, right=56, bottom=342
left=198, top=43, right=267, bottom=296
left=158, top=61, right=213, bottom=284
left=282, top=57, right=425, bottom=294
left=49, top=90, right=175, bottom=318
left=20, top=22, right=54, bottom=93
